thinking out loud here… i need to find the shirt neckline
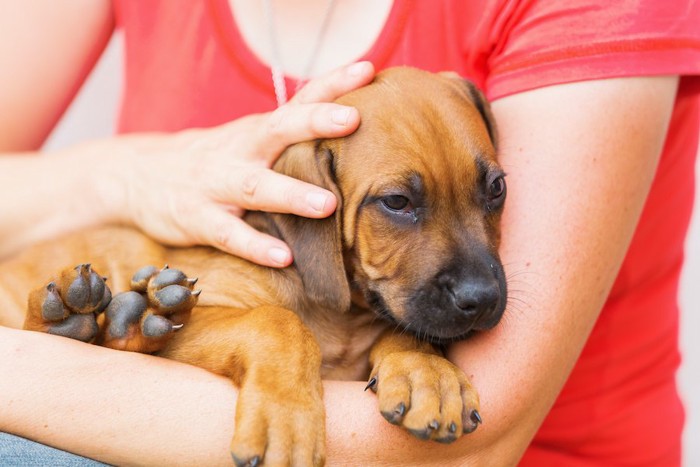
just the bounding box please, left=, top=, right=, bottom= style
left=207, top=0, right=412, bottom=100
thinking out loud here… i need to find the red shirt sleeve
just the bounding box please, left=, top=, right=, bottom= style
left=480, top=0, right=700, bottom=99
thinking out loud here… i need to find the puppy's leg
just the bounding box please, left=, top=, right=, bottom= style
left=366, top=331, right=481, bottom=443
left=160, top=306, right=325, bottom=467
left=24, top=264, right=111, bottom=342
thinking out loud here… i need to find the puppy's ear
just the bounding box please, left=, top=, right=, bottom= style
left=271, top=142, right=351, bottom=312
left=440, top=72, right=498, bottom=150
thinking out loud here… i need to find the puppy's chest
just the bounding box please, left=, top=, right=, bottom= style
left=302, top=309, right=389, bottom=381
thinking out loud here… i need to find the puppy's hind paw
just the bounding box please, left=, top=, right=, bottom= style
left=24, top=264, right=111, bottom=343
left=99, top=265, right=200, bottom=353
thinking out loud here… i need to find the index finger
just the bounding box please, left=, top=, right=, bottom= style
left=291, top=61, right=375, bottom=105
left=212, top=166, right=337, bottom=219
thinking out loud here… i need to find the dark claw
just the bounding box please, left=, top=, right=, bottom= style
left=232, top=454, right=261, bottom=467
left=381, top=401, right=406, bottom=425
left=462, top=408, right=482, bottom=434
left=436, top=421, right=460, bottom=444
left=395, top=401, right=406, bottom=417
left=396, top=402, right=406, bottom=417
left=470, top=410, right=482, bottom=425
left=154, top=284, right=196, bottom=311
left=151, top=268, right=188, bottom=289
left=364, top=376, right=377, bottom=392
left=142, top=314, right=176, bottom=337
left=411, top=420, right=444, bottom=442
left=41, top=282, right=67, bottom=321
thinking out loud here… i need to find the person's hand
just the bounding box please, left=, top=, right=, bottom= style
left=111, top=62, right=375, bottom=267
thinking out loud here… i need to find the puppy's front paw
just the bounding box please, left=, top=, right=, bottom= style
left=366, top=352, right=481, bottom=443
left=231, top=375, right=325, bottom=467
left=24, top=264, right=111, bottom=342
left=100, top=265, right=200, bottom=353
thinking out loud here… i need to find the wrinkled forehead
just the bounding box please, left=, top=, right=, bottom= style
left=334, top=71, right=498, bottom=190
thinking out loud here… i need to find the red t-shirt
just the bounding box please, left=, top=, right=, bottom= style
left=114, top=1, right=700, bottom=464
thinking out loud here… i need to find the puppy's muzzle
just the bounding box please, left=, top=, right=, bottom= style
left=442, top=272, right=502, bottom=325
left=437, top=263, right=505, bottom=331
left=404, top=252, right=507, bottom=343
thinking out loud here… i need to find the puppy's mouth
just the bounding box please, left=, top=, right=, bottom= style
left=365, top=270, right=507, bottom=345
left=365, top=289, right=488, bottom=345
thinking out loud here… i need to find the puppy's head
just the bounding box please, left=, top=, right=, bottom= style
left=274, top=67, right=506, bottom=343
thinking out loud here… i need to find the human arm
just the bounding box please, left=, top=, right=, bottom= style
left=326, top=75, right=680, bottom=463
left=0, top=0, right=114, bottom=152
left=0, top=1, right=374, bottom=266
left=0, top=76, right=678, bottom=465
left=326, top=76, right=679, bottom=464
left=0, top=78, right=367, bottom=266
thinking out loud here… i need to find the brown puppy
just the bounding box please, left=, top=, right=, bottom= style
left=2, top=67, right=507, bottom=466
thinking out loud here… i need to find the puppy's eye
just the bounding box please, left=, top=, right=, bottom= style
left=381, top=195, right=411, bottom=212
left=486, top=175, right=506, bottom=212
left=489, top=176, right=506, bottom=200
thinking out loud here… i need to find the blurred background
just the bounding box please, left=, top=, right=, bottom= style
left=44, top=34, right=700, bottom=464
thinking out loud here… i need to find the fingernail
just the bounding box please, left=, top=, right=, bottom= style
left=307, top=192, right=329, bottom=213
left=268, top=247, right=290, bottom=265
left=347, top=61, right=368, bottom=76
left=331, top=108, right=351, bottom=126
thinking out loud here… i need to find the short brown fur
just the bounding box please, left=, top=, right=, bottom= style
left=1, top=67, right=507, bottom=466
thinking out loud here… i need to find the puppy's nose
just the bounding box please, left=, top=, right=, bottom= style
left=449, top=279, right=500, bottom=316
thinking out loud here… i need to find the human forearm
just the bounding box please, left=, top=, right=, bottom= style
left=0, top=327, right=435, bottom=467
left=0, top=1, right=114, bottom=152
left=0, top=327, right=491, bottom=467
left=443, top=76, right=681, bottom=463
left=0, top=143, right=127, bottom=258
left=0, top=62, right=375, bottom=266
left=0, top=326, right=237, bottom=466
left=325, top=76, right=680, bottom=466
left=1, top=76, right=679, bottom=467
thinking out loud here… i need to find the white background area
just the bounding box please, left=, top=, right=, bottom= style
left=45, top=35, right=700, bottom=464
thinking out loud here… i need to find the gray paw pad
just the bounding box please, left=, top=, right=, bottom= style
left=41, top=283, right=67, bottom=321
left=48, top=314, right=99, bottom=343
left=105, top=291, right=148, bottom=338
